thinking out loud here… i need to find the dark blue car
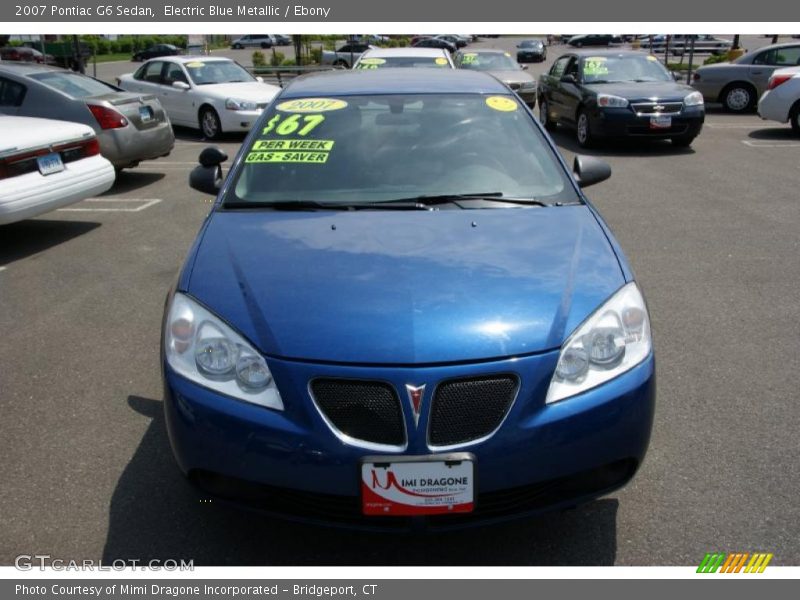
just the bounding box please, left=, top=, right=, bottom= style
left=163, top=69, right=655, bottom=529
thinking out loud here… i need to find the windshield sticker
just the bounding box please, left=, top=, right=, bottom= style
left=245, top=151, right=330, bottom=164
left=251, top=139, right=335, bottom=151
left=261, top=113, right=326, bottom=136
left=435, top=57, right=449, bottom=65
left=646, top=55, right=658, bottom=61
left=504, top=52, right=512, bottom=57
left=276, top=98, right=348, bottom=112
left=584, top=58, right=609, bottom=76
left=357, top=58, right=386, bottom=68
left=185, top=61, right=205, bottom=68
left=485, top=96, right=518, bottom=112
left=461, top=53, right=478, bottom=64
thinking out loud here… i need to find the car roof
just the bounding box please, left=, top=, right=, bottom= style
left=0, top=62, right=67, bottom=75
left=564, top=49, right=655, bottom=58
left=152, top=55, right=231, bottom=64
left=460, top=49, right=513, bottom=55
left=359, top=47, right=448, bottom=58
left=283, top=68, right=510, bottom=98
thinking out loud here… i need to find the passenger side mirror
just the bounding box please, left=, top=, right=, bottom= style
left=521, top=64, right=529, bottom=70
left=573, top=155, right=612, bottom=188
left=560, top=74, right=577, bottom=84
left=189, top=146, right=228, bottom=195
left=256, top=76, right=264, bottom=83
left=172, top=81, right=190, bottom=90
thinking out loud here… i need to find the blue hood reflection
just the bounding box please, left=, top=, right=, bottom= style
left=186, top=206, right=625, bottom=364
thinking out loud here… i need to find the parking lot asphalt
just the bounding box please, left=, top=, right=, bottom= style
left=1, top=36, right=799, bottom=567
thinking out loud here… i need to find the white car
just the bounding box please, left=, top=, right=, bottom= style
left=231, top=35, right=275, bottom=49
left=353, top=47, right=455, bottom=70
left=0, top=116, right=115, bottom=225
left=758, top=66, right=800, bottom=133
left=117, top=56, right=281, bottom=139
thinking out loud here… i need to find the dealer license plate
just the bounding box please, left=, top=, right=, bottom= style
left=361, top=453, right=474, bottom=516
left=139, top=106, right=153, bottom=122
left=36, top=153, right=64, bottom=176
left=650, top=116, right=672, bottom=129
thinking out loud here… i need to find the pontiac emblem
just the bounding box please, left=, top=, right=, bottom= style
left=405, top=384, right=426, bottom=427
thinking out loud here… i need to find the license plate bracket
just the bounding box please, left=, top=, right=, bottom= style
left=650, top=115, right=672, bottom=129
left=36, top=152, right=64, bottom=176
left=360, top=453, right=475, bottom=516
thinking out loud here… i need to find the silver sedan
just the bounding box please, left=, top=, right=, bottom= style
left=0, top=63, right=174, bottom=169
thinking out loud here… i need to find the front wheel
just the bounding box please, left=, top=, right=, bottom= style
left=576, top=110, right=595, bottom=148
left=200, top=107, right=222, bottom=140
left=539, top=97, right=556, bottom=130
left=722, top=83, right=756, bottom=112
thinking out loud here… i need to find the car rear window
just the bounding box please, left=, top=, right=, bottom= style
left=28, top=71, right=117, bottom=98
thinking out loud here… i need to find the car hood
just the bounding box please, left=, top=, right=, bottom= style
left=488, top=70, right=537, bottom=85
left=186, top=206, right=625, bottom=365
left=584, top=80, right=695, bottom=102
left=195, top=81, right=281, bottom=102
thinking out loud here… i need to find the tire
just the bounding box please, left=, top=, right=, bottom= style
left=721, top=83, right=757, bottom=113
left=232, top=44, right=242, bottom=49
left=199, top=106, right=222, bottom=140
left=576, top=109, right=595, bottom=148
left=671, top=135, right=696, bottom=147
left=333, top=59, right=348, bottom=68
left=260, top=42, right=271, bottom=49
left=539, top=97, right=556, bottom=131
left=790, top=102, right=800, bottom=135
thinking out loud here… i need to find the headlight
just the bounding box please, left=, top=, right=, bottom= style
left=546, top=282, right=652, bottom=404
left=597, top=94, right=629, bottom=108
left=518, top=81, right=537, bottom=90
left=684, top=91, right=704, bottom=107
left=164, top=293, right=283, bottom=410
left=225, top=98, right=258, bottom=111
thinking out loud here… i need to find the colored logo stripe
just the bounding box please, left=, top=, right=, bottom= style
left=697, top=552, right=773, bottom=573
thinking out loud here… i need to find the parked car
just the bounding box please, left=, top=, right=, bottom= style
left=320, top=43, right=375, bottom=68
left=0, top=63, right=174, bottom=170
left=412, top=37, right=457, bottom=54
left=517, top=39, right=547, bottom=63
left=692, top=42, right=800, bottom=112
left=538, top=50, right=705, bottom=147
left=647, top=34, right=732, bottom=56
left=758, top=66, right=800, bottom=133
left=117, top=56, right=281, bottom=139
left=567, top=35, right=622, bottom=48
left=132, top=44, right=181, bottom=62
left=434, top=35, right=468, bottom=49
left=353, top=47, right=454, bottom=69
left=273, top=35, right=292, bottom=46
left=169, top=69, right=655, bottom=528
left=1, top=46, right=38, bottom=62
left=0, top=115, right=115, bottom=225
left=231, top=35, right=275, bottom=49
left=455, top=49, right=537, bottom=106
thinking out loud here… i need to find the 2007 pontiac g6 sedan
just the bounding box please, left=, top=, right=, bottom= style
left=162, top=69, right=655, bottom=529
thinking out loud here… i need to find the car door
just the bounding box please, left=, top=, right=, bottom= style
left=160, top=62, right=192, bottom=126
left=753, top=46, right=800, bottom=94
left=559, top=57, right=583, bottom=123
left=541, top=55, right=571, bottom=120
left=127, top=60, right=166, bottom=95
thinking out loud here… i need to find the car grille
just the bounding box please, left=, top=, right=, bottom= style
left=310, top=379, right=405, bottom=447
left=631, top=102, right=683, bottom=115
left=428, top=375, right=519, bottom=447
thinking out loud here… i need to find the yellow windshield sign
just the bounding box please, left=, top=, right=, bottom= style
left=276, top=98, right=348, bottom=113
left=485, top=96, right=518, bottom=112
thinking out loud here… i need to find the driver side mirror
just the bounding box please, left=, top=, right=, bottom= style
left=189, top=146, right=228, bottom=195
left=172, top=80, right=190, bottom=90
left=573, top=155, right=611, bottom=188
left=256, top=76, right=264, bottom=83
left=560, top=74, right=577, bottom=84
left=520, top=64, right=529, bottom=70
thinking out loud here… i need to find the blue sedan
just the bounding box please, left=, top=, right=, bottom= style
left=163, top=69, right=655, bottom=529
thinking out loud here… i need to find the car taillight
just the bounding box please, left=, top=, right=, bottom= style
left=81, top=138, right=101, bottom=157
left=692, top=72, right=701, bottom=81
left=87, top=104, right=128, bottom=129
left=768, top=74, right=793, bottom=90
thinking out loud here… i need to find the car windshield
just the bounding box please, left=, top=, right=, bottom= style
left=581, top=55, right=672, bottom=83
left=459, top=52, right=520, bottom=71
left=355, top=56, right=450, bottom=69
left=28, top=71, right=118, bottom=98
left=520, top=41, right=542, bottom=48
left=228, top=93, right=579, bottom=206
left=184, top=60, right=254, bottom=85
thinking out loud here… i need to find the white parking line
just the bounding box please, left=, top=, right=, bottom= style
left=0, top=266, right=6, bottom=272
left=741, top=140, right=800, bottom=148
left=57, top=198, right=162, bottom=212
left=706, top=123, right=764, bottom=129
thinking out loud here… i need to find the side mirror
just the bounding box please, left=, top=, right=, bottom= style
left=189, top=146, right=228, bottom=195
left=256, top=76, right=264, bottom=83
left=521, top=64, right=529, bottom=70
left=560, top=74, right=577, bottom=84
left=573, top=155, right=611, bottom=188
left=172, top=80, right=190, bottom=90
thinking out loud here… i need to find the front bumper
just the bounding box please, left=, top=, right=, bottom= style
left=517, top=52, right=545, bottom=63
left=99, top=120, right=174, bottom=169
left=220, top=108, right=265, bottom=132
left=512, top=88, right=537, bottom=106
left=163, top=350, right=656, bottom=528
left=590, top=105, right=704, bottom=139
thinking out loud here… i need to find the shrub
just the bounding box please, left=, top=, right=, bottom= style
left=252, top=51, right=266, bottom=67
left=310, top=47, right=322, bottom=64
left=270, top=50, right=285, bottom=66
left=703, top=54, right=729, bottom=66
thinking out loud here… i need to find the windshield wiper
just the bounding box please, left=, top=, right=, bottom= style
left=223, top=200, right=432, bottom=211
left=371, top=193, right=550, bottom=208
